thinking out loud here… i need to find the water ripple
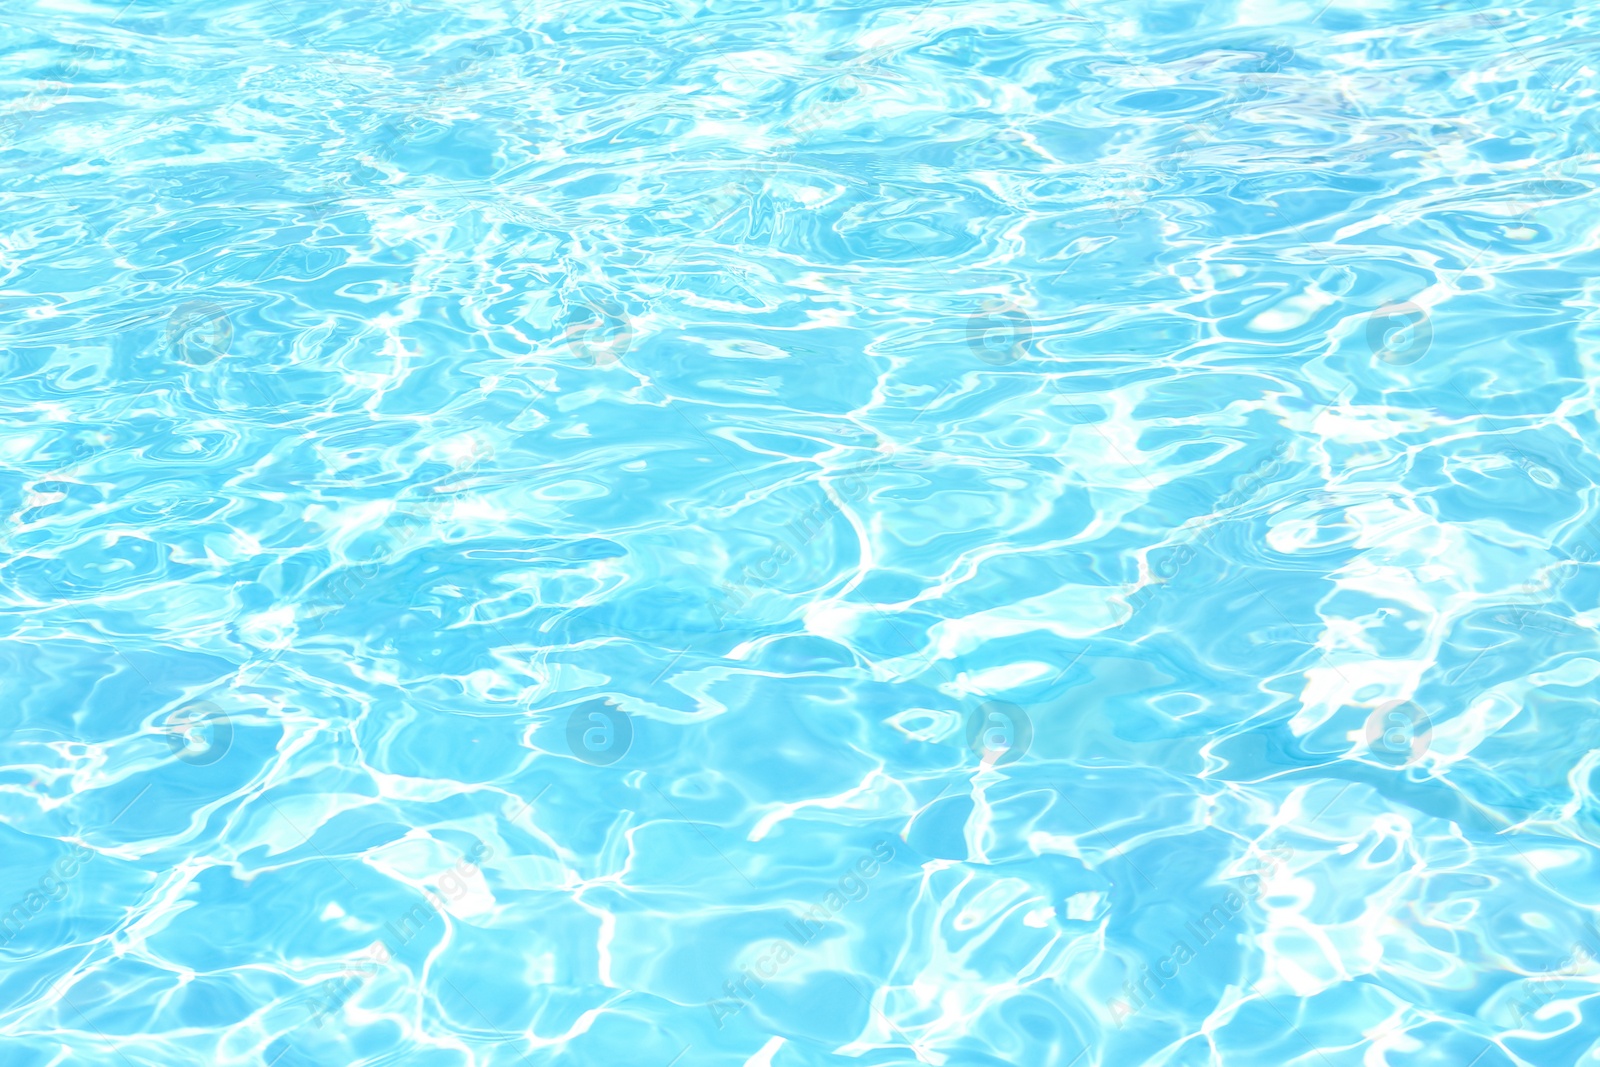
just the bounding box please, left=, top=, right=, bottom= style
left=4, top=1, right=1600, bottom=1065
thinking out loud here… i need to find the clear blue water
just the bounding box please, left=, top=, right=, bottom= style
left=3, top=1, right=1600, bottom=1064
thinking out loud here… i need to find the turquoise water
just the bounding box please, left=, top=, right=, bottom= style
left=4, top=0, right=1600, bottom=1064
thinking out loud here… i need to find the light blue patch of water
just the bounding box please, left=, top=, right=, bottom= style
left=3, top=1, right=1600, bottom=1065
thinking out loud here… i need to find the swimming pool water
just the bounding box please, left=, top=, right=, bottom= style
left=3, top=1, right=1600, bottom=1065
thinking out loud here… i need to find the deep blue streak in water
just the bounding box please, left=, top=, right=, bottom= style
left=2, top=0, right=1599, bottom=1065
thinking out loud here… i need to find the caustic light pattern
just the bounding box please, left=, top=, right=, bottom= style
left=3, top=1, right=1600, bottom=1066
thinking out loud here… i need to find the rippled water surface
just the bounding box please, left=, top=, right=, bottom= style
left=4, top=0, right=1600, bottom=1064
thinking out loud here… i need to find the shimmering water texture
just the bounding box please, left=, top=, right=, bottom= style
left=4, top=0, right=1600, bottom=1065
